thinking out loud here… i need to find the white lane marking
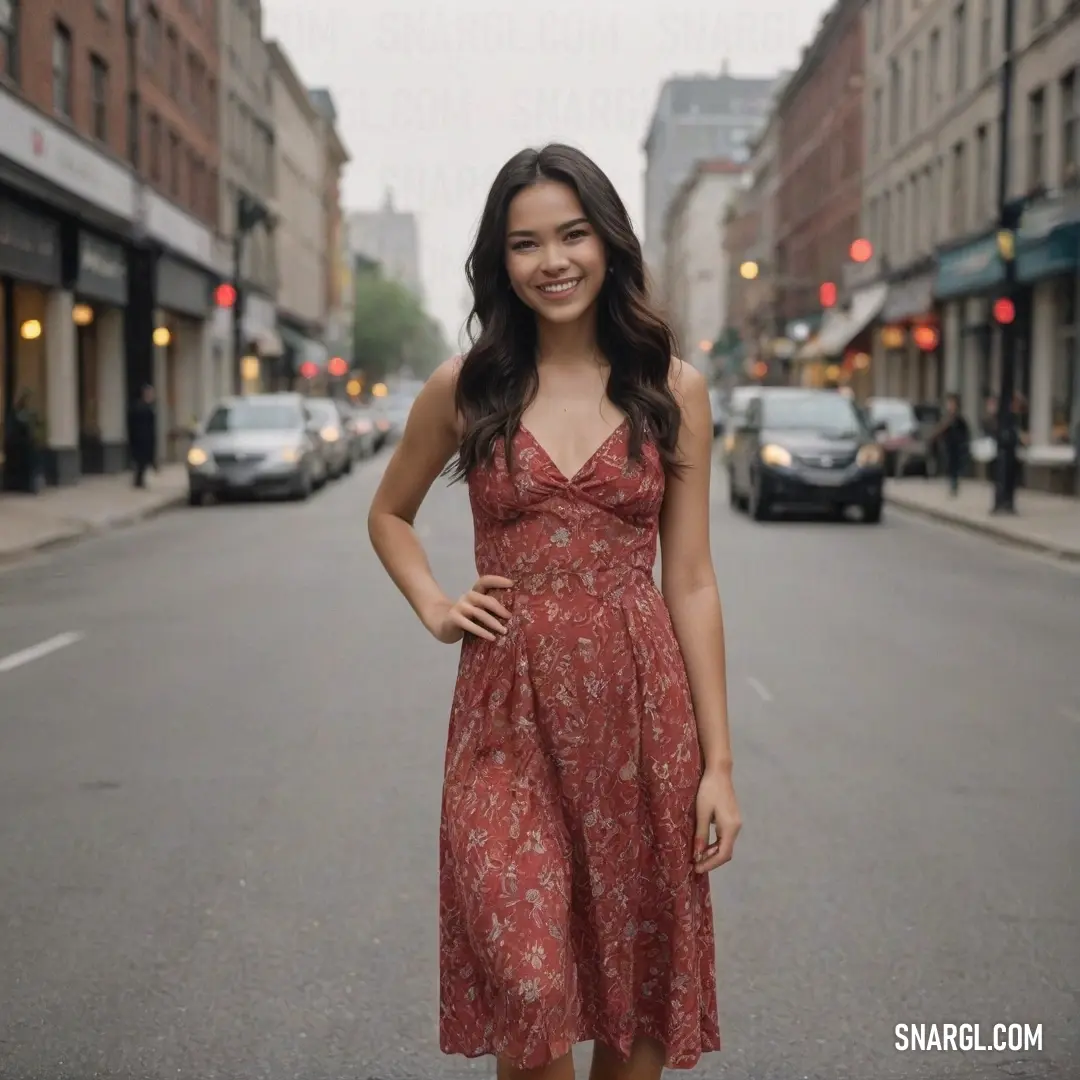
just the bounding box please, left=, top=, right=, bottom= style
left=747, top=676, right=773, bottom=703
left=1058, top=705, right=1080, bottom=725
left=0, top=631, right=84, bottom=673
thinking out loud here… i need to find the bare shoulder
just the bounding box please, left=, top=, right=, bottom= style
left=667, top=355, right=707, bottom=405
left=412, top=355, right=463, bottom=433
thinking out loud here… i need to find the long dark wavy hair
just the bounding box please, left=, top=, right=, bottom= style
left=445, top=143, right=683, bottom=482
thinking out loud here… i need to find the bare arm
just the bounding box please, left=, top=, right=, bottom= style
left=367, top=359, right=462, bottom=634
left=658, top=360, right=733, bottom=776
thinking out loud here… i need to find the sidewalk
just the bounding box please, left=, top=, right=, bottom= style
left=0, top=465, right=188, bottom=564
left=886, top=476, right=1080, bottom=560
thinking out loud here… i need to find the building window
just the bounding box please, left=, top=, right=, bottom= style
left=896, top=182, right=906, bottom=262
left=923, top=165, right=934, bottom=248
left=950, top=140, right=966, bottom=233
left=52, top=21, right=72, bottom=118
left=1031, top=0, right=1048, bottom=32
left=90, top=54, right=108, bottom=140
left=909, top=48, right=920, bottom=131
left=889, top=60, right=902, bottom=144
left=0, top=0, right=18, bottom=83
left=873, top=0, right=883, bottom=50
left=953, top=2, right=966, bottom=94
left=882, top=190, right=892, bottom=254
left=979, top=1, right=992, bottom=71
left=167, top=26, right=179, bottom=94
left=169, top=130, right=181, bottom=196
left=143, top=3, right=160, bottom=66
left=1028, top=87, right=1045, bottom=189
left=975, top=124, right=990, bottom=221
left=872, top=87, right=883, bottom=155
left=148, top=112, right=161, bottom=180
left=929, top=28, right=941, bottom=106
left=1062, top=69, right=1078, bottom=186
left=127, top=91, right=138, bottom=163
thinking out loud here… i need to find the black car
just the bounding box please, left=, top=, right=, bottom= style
left=728, top=388, right=886, bottom=522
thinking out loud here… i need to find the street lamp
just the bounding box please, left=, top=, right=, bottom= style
left=231, top=191, right=274, bottom=394
left=992, top=0, right=1020, bottom=514
left=740, top=260, right=760, bottom=280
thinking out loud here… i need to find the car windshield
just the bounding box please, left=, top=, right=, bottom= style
left=306, top=400, right=339, bottom=422
left=763, top=393, right=863, bottom=435
left=869, top=400, right=917, bottom=432
left=205, top=401, right=300, bottom=432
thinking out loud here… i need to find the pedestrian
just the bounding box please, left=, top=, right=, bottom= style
left=2, top=388, right=44, bottom=493
left=127, top=383, right=157, bottom=488
left=368, top=144, right=740, bottom=1080
left=933, top=392, right=971, bottom=495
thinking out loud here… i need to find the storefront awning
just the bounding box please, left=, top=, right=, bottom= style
left=250, top=327, right=284, bottom=357
left=796, top=283, right=888, bottom=361
left=882, top=273, right=935, bottom=323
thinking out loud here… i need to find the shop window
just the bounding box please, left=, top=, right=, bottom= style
left=1028, top=87, right=1046, bottom=190
left=1062, top=69, right=1078, bottom=187
left=1051, top=279, right=1077, bottom=445
left=52, top=20, right=72, bottom=119
left=90, top=54, right=108, bottom=141
left=0, top=0, right=18, bottom=84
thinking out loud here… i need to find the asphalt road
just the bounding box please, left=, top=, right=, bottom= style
left=1, top=452, right=1078, bottom=1080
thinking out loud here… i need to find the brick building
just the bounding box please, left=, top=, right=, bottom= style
left=0, top=0, right=224, bottom=487
left=773, top=0, right=866, bottom=368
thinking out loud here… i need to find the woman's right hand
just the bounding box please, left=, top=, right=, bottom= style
left=426, top=576, right=515, bottom=643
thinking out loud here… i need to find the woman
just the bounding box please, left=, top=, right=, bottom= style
left=368, top=144, right=740, bottom=1080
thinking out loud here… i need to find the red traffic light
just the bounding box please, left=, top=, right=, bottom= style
left=993, top=297, right=1016, bottom=324
left=214, top=283, right=237, bottom=308
left=299, top=361, right=318, bottom=379
left=849, top=238, right=873, bottom=263
left=327, top=356, right=347, bottom=377
left=912, top=324, right=939, bottom=351
left=819, top=281, right=838, bottom=308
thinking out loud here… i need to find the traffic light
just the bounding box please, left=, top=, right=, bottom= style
left=819, top=281, right=838, bottom=307
left=214, top=283, right=237, bottom=308
left=993, top=297, right=1016, bottom=325
left=327, top=356, right=347, bottom=377
left=849, top=238, right=873, bottom=263
left=299, top=361, right=318, bottom=379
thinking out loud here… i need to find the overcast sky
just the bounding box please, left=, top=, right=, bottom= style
left=261, top=0, right=833, bottom=348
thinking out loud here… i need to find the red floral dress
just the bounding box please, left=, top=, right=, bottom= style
left=438, top=421, right=720, bottom=1069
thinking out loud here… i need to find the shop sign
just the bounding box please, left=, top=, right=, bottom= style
left=882, top=273, right=935, bottom=323
left=77, top=231, right=127, bottom=305
left=0, top=198, right=61, bottom=285
left=933, top=235, right=1004, bottom=300
left=0, top=91, right=135, bottom=221
left=157, top=255, right=212, bottom=318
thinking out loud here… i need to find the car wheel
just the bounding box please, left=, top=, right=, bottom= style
left=728, top=471, right=740, bottom=509
left=291, top=469, right=313, bottom=501
left=862, top=499, right=883, bottom=524
left=750, top=476, right=771, bottom=521
left=188, top=488, right=204, bottom=507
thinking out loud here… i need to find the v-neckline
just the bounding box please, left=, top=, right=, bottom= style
left=519, top=418, right=628, bottom=483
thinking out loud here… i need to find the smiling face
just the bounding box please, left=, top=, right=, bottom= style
left=504, top=180, right=607, bottom=325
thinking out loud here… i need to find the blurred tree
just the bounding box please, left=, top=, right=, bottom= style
left=352, top=265, right=448, bottom=382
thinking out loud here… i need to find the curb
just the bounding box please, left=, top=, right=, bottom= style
left=0, top=491, right=187, bottom=566
left=885, top=493, right=1080, bottom=562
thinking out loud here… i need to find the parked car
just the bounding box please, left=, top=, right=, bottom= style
left=728, top=387, right=886, bottom=522
left=185, top=393, right=323, bottom=504
left=381, top=394, right=416, bottom=444
left=337, top=401, right=377, bottom=461
left=305, top=396, right=352, bottom=479
left=721, top=385, right=763, bottom=459
left=866, top=396, right=932, bottom=476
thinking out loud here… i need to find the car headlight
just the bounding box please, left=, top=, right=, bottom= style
left=857, top=443, right=884, bottom=467
left=321, top=426, right=339, bottom=442
left=760, top=443, right=792, bottom=467
left=187, top=447, right=208, bottom=467
left=279, top=446, right=303, bottom=463
left=723, top=433, right=736, bottom=455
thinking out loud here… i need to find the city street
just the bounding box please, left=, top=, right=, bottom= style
left=1, top=452, right=1077, bottom=1080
